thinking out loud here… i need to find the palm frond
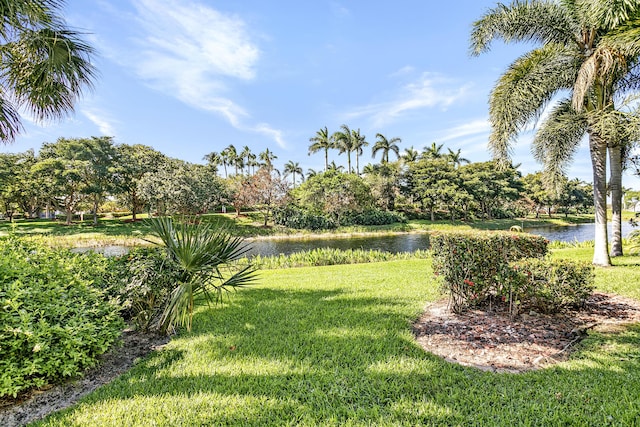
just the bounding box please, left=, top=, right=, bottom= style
left=489, top=43, right=579, bottom=160
left=532, top=98, right=587, bottom=195
left=470, top=0, right=578, bottom=55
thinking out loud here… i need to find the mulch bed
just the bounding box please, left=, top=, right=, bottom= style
left=412, top=292, right=640, bottom=373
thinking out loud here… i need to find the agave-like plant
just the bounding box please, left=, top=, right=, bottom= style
left=147, top=216, right=257, bottom=333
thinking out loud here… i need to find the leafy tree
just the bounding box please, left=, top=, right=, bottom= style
left=372, top=133, right=401, bottom=164
left=113, top=144, right=166, bottom=221
left=292, top=170, right=374, bottom=224
left=520, top=172, right=555, bottom=218
left=460, top=161, right=522, bottom=220
left=470, top=0, right=640, bottom=265
left=246, top=168, right=289, bottom=226
left=0, top=153, right=19, bottom=219
left=407, top=158, right=458, bottom=221
left=78, top=137, right=117, bottom=225
left=0, top=0, right=96, bottom=143
left=363, top=162, right=402, bottom=211
left=308, top=126, right=334, bottom=172
left=35, top=138, right=90, bottom=224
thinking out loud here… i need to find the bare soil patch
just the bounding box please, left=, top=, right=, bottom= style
left=0, top=329, right=169, bottom=427
left=413, top=292, right=640, bottom=373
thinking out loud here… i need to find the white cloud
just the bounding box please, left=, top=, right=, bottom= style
left=252, top=123, right=286, bottom=149
left=345, top=73, right=471, bottom=127
left=103, top=0, right=286, bottom=148
left=81, top=108, right=117, bottom=135
left=438, top=119, right=491, bottom=143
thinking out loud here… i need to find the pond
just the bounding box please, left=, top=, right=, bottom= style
left=71, top=221, right=638, bottom=258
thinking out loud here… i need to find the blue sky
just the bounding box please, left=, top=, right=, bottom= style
left=4, top=0, right=639, bottom=189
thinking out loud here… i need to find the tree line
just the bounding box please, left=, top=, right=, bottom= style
left=0, top=136, right=593, bottom=228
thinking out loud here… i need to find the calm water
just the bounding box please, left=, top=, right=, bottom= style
left=72, top=222, right=637, bottom=257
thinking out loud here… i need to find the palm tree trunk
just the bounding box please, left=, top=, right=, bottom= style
left=590, top=133, right=611, bottom=266
left=324, top=149, right=328, bottom=172
left=609, top=143, right=623, bottom=257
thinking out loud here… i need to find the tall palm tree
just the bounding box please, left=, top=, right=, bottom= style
left=240, top=145, right=252, bottom=175
left=422, top=142, right=444, bottom=160
left=446, top=148, right=471, bottom=168
left=284, top=160, right=304, bottom=187
left=471, top=0, right=640, bottom=266
left=259, top=148, right=277, bottom=171
left=333, top=124, right=356, bottom=173
left=308, top=126, right=334, bottom=172
left=203, top=151, right=221, bottom=175
left=221, top=145, right=237, bottom=177
left=351, top=128, right=368, bottom=175
left=0, top=1, right=97, bottom=143
left=372, top=133, right=401, bottom=164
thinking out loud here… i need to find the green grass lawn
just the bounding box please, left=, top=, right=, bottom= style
left=32, top=252, right=640, bottom=426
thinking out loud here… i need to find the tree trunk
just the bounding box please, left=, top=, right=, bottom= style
left=609, top=143, right=623, bottom=257
left=93, top=195, right=99, bottom=226
left=590, top=133, right=611, bottom=266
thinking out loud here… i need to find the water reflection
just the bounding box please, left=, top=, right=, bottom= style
left=71, top=221, right=637, bottom=258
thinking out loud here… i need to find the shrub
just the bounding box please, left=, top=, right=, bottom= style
left=507, top=258, right=595, bottom=313
left=108, top=247, right=182, bottom=331
left=342, top=209, right=407, bottom=226
left=430, top=231, right=548, bottom=312
left=273, top=205, right=337, bottom=230
left=0, top=236, right=124, bottom=398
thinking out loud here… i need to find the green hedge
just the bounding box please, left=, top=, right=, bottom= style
left=430, top=231, right=548, bottom=312
left=0, top=236, right=124, bottom=398
left=508, top=258, right=595, bottom=313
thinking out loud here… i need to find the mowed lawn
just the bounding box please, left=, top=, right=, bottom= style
left=34, top=253, right=640, bottom=426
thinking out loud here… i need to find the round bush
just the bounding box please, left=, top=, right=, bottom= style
left=0, top=236, right=124, bottom=398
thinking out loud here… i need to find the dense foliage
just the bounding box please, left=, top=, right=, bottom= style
left=0, top=236, right=123, bottom=398
left=430, top=231, right=548, bottom=312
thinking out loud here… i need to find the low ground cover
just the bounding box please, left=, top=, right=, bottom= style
left=24, top=250, right=640, bottom=426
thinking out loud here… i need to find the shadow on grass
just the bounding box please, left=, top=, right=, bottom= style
left=40, top=287, right=640, bottom=426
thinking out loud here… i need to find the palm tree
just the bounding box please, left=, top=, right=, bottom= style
left=446, top=148, right=470, bottom=168
left=240, top=145, right=252, bottom=175
left=306, top=168, right=319, bottom=179
left=470, top=0, right=640, bottom=266
left=259, top=148, right=277, bottom=171
left=221, top=145, right=237, bottom=177
left=203, top=151, right=221, bottom=175
left=351, top=128, right=368, bottom=175
left=401, top=146, right=419, bottom=164
left=284, top=160, right=304, bottom=187
left=327, top=161, right=344, bottom=172
left=147, top=216, right=257, bottom=332
left=308, top=126, right=334, bottom=172
left=422, top=142, right=444, bottom=160
left=372, top=133, right=401, bottom=164
left=333, top=124, right=356, bottom=173
left=0, top=1, right=97, bottom=143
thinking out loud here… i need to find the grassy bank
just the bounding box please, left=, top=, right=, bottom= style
left=0, top=213, right=604, bottom=248
left=33, top=249, right=640, bottom=426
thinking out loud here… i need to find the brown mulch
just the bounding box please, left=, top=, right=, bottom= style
left=412, top=292, right=640, bottom=373
left=0, top=329, right=169, bottom=427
